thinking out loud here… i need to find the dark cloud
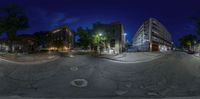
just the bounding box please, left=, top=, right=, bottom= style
left=18, top=8, right=80, bottom=33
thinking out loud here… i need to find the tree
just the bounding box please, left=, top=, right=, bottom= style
left=34, top=31, right=49, bottom=48
left=0, top=16, right=4, bottom=38
left=197, top=19, right=200, bottom=35
left=91, top=33, right=101, bottom=46
left=90, top=32, right=109, bottom=54
left=179, top=34, right=197, bottom=50
left=91, top=33, right=102, bottom=53
left=192, top=17, right=200, bottom=36
left=76, top=27, right=91, bottom=49
left=0, top=4, right=29, bottom=52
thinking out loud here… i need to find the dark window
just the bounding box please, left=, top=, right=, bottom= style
left=110, top=39, right=115, bottom=47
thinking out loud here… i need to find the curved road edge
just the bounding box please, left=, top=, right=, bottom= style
left=0, top=55, right=60, bottom=65
left=99, top=52, right=171, bottom=64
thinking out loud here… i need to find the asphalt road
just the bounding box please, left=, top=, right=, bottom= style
left=0, top=51, right=200, bottom=98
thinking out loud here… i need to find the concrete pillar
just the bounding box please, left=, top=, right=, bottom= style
left=149, top=18, right=153, bottom=52
left=149, top=43, right=152, bottom=52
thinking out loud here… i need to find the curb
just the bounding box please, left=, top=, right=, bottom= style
left=190, top=53, right=200, bottom=59
left=100, top=54, right=165, bottom=64
left=0, top=56, right=60, bottom=65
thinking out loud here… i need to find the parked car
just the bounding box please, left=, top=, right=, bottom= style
left=187, top=50, right=195, bottom=54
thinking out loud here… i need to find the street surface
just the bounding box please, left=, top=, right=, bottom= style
left=0, top=51, right=200, bottom=98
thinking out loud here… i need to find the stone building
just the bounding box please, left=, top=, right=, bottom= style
left=46, top=26, right=74, bottom=52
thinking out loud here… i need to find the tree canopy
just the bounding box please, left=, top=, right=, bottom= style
left=0, top=4, right=29, bottom=40
left=179, top=34, right=197, bottom=48
left=196, top=18, right=200, bottom=35
left=0, top=4, right=29, bottom=52
left=76, top=27, right=91, bottom=49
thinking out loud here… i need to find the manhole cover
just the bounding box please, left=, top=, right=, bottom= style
left=48, top=56, right=55, bottom=59
left=70, top=67, right=78, bottom=71
left=124, top=82, right=132, bottom=88
left=68, top=54, right=74, bottom=58
left=147, top=92, right=159, bottom=96
left=70, top=79, right=88, bottom=88
left=115, top=90, right=128, bottom=96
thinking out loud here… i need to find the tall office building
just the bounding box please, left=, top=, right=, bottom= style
left=132, top=18, right=172, bottom=52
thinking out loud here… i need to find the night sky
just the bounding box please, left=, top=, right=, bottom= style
left=1, top=0, right=200, bottom=46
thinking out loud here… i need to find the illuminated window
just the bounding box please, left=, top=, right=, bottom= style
left=52, top=29, right=61, bottom=34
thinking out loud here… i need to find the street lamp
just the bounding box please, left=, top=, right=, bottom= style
left=99, top=33, right=102, bottom=37
left=98, top=33, right=103, bottom=55
left=123, top=33, right=127, bottom=41
left=122, top=33, right=127, bottom=52
left=194, top=40, right=197, bottom=45
left=193, top=40, right=197, bottom=52
left=171, top=42, right=174, bottom=50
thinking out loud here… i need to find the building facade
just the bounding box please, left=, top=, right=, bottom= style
left=0, top=26, right=74, bottom=53
left=92, top=22, right=125, bottom=54
left=47, top=26, right=74, bottom=52
left=0, top=39, right=9, bottom=52
left=132, top=18, right=172, bottom=52
left=0, top=34, right=38, bottom=53
left=16, top=34, right=38, bottom=53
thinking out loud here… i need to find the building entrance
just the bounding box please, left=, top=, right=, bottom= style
left=152, top=43, right=159, bottom=51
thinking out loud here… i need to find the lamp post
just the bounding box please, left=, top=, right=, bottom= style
left=123, top=33, right=127, bottom=43
left=171, top=42, right=174, bottom=51
left=193, top=40, right=197, bottom=52
left=98, top=33, right=102, bottom=55
left=122, top=33, right=127, bottom=52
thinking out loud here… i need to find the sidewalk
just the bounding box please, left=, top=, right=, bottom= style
left=100, top=51, right=171, bottom=63
left=194, top=53, right=200, bottom=58
left=0, top=52, right=60, bottom=64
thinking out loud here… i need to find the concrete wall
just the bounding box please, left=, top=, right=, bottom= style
left=132, top=18, right=172, bottom=52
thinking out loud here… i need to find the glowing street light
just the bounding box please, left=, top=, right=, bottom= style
left=99, top=33, right=102, bottom=36
left=122, top=33, right=127, bottom=36
left=146, top=40, right=150, bottom=42
left=97, top=33, right=103, bottom=55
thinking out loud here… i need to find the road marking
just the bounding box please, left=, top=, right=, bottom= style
left=70, top=66, right=78, bottom=71
left=115, top=90, right=129, bottom=95
left=70, top=79, right=88, bottom=88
